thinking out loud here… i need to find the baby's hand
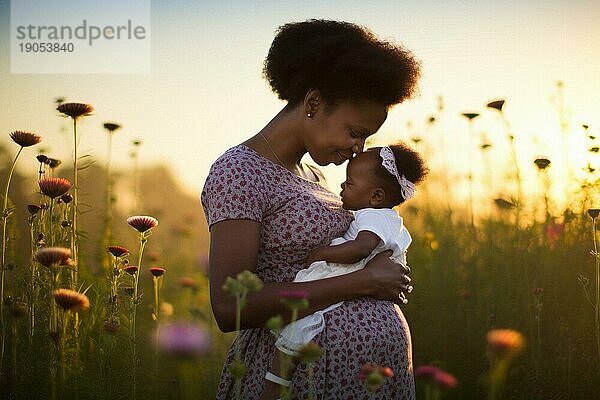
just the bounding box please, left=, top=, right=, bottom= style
left=304, top=246, right=328, bottom=267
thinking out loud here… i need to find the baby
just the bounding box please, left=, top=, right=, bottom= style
left=262, top=142, right=428, bottom=398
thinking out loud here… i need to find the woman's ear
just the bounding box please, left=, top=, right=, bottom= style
left=304, top=89, right=321, bottom=117
left=370, top=188, right=386, bottom=206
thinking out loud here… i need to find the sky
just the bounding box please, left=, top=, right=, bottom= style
left=1, top=0, right=599, bottom=211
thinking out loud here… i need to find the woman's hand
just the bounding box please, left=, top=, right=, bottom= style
left=360, top=250, right=412, bottom=304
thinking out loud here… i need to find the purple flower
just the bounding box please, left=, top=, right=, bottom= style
left=156, top=323, right=209, bottom=359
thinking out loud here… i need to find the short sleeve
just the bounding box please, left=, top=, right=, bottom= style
left=353, top=209, right=394, bottom=242
left=201, top=150, right=268, bottom=228
left=353, top=209, right=411, bottom=256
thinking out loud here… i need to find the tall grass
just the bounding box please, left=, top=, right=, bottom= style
left=0, top=89, right=598, bottom=399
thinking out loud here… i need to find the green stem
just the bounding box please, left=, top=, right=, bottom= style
left=153, top=277, right=160, bottom=322
left=60, top=311, right=69, bottom=390
left=467, top=120, right=475, bottom=230
left=279, top=307, right=299, bottom=400
left=593, top=217, right=600, bottom=365
left=1, top=146, right=24, bottom=372
left=152, top=276, right=160, bottom=398
left=11, top=320, right=16, bottom=390
left=234, top=292, right=242, bottom=400
left=48, top=198, right=55, bottom=246
left=130, top=234, right=147, bottom=400
left=50, top=266, right=60, bottom=335
left=153, top=323, right=160, bottom=400
left=131, top=300, right=137, bottom=400
left=29, top=221, right=37, bottom=340
left=71, top=117, right=78, bottom=289
left=102, top=133, right=114, bottom=272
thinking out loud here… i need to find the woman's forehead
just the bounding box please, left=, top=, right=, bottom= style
left=334, top=101, right=387, bottom=132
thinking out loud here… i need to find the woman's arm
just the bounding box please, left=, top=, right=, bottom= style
left=209, top=220, right=411, bottom=332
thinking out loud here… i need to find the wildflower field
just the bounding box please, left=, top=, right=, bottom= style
left=0, top=93, right=599, bottom=400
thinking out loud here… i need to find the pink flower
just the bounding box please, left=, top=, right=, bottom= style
left=545, top=222, right=564, bottom=249
left=53, top=289, right=90, bottom=312
left=415, top=365, right=440, bottom=379
left=433, top=370, right=458, bottom=389
left=34, top=247, right=73, bottom=267
left=279, top=290, right=310, bottom=310
left=127, top=215, right=159, bottom=233
left=150, top=267, right=165, bottom=277
left=147, top=251, right=161, bottom=262
left=10, top=130, right=42, bottom=147
left=38, top=177, right=72, bottom=199
left=278, top=290, right=309, bottom=300
left=107, top=245, right=129, bottom=258
left=123, top=265, right=139, bottom=275
left=179, top=276, right=199, bottom=290
left=415, top=365, right=458, bottom=390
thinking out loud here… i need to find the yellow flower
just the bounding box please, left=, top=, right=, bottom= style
left=160, top=302, right=174, bottom=317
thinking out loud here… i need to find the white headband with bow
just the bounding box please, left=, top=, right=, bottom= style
left=379, top=146, right=416, bottom=201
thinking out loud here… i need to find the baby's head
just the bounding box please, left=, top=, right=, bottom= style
left=340, top=142, right=428, bottom=211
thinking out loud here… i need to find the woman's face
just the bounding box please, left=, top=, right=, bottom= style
left=305, top=100, right=388, bottom=166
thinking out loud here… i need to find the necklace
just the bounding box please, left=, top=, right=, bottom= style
left=257, top=132, right=313, bottom=180
left=258, top=132, right=284, bottom=166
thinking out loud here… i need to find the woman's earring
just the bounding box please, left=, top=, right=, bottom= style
left=307, top=112, right=313, bottom=118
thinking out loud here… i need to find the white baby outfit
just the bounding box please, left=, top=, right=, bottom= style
left=275, top=207, right=412, bottom=355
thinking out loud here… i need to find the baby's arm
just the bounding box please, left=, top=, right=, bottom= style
left=305, top=230, right=381, bottom=266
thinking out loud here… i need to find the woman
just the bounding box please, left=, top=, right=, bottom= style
left=201, top=19, right=421, bottom=399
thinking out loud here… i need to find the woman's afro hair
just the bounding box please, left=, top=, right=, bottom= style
left=263, top=19, right=421, bottom=108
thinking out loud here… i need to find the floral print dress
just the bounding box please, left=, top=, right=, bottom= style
left=201, top=145, right=415, bottom=400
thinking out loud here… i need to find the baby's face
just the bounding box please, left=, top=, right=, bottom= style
left=339, top=151, right=380, bottom=210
